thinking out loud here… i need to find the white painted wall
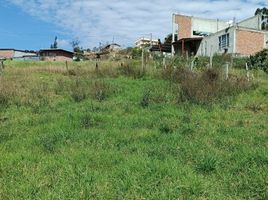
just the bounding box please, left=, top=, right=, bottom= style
left=238, top=15, right=261, bottom=30
left=265, top=33, right=268, bottom=48
left=14, top=51, right=37, bottom=58
left=196, top=27, right=236, bottom=56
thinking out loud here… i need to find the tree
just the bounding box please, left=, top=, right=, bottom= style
left=255, top=7, right=268, bottom=16
left=255, top=7, right=268, bottom=30
left=164, top=33, right=177, bottom=44
left=50, top=36, right=58, bottom=49
left=70, top=39, right=84, bottom=61
left=249, top=49, right=268, bottom=73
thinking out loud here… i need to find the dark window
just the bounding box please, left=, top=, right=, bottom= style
left=219, top=33, right=229, bottom=50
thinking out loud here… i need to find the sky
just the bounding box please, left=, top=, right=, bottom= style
left=0, top=0, right=267, bottom=51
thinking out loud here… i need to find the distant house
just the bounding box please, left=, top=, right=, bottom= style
left=39, top=49, right=74, bottom=61
left=135, top=37, right=159, bottom=48
left=0, top=49, right=38, bottom=60
left=172, top=14, right=268, bottom=56
left=102, top=43, right=121, bottom=52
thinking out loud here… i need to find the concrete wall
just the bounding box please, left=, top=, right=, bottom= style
left=236, top=28, right=265, bottom=55
left=14, top=51, right=37, bottom=58
left=192, top=17, right=229, bottom=35
left=175, top=15, right=230, bottom=39
left=197, top=27, right=235, bottom=56
left=238, top=15, right=261, bottom=30
left=13, top=56, right=40, bottom=61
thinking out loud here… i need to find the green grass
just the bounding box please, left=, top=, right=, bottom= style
left=0, top=61, right=267, bottom=199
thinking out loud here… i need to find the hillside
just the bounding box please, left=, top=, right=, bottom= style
left=0, top=60, right=267, bottom=199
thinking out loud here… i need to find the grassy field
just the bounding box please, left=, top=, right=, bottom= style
left=0, top=60, right=267, bottom=199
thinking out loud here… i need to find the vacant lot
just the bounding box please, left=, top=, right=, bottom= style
left=0, top=60, right=267, bottom=199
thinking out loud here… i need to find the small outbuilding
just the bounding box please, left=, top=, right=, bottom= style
left=0, top=49, right=37, bottom=60
left=39, top=49, right=74, bottom=61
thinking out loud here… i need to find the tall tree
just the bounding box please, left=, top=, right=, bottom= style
left=164, top=33, right=177, bottom=44
left=255, top=7, right=268, bottom=16
left=50, top=36, right=58, bottom=49
left=70, top=39, right=84, bottom=61
left=255, top=7, right=268, bottom=31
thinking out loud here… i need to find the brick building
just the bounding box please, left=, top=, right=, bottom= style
left=39, top=49, right=74, bottom=61
left=0, top=49, right=37, bottom=60
left=172, top=14, right=268, bottom=56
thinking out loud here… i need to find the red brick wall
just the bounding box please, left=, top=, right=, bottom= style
left=175, top=15, right=192, bottom=39
left=236, top=29, right=264, bottom=56
left=42, top=56, right=73, bottom=62
left=0, top=50, right=14, bottom=59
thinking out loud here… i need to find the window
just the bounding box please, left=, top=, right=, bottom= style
left=219, top=33, right=230, bottom=50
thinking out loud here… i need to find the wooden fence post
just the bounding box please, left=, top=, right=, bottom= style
left=163, top=56, right=166, bottom=69
left=0, top=60, right=4, bottom=75
left=225, top=62, right=229, bottom=80
left=190, top=58, right=195, bottom=71
left=141, top=48, right=144, bottom=72
left=65, top=61, right=68, bottom=71
left=246, top=62, right=250, bottom=81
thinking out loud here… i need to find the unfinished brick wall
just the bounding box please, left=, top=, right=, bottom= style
left=0, top=50, right=14, bottom=59
left=175, top=15, right=192, bottom=39
left=236, top=29, right=264, bottom=56
left=42, top=56, right=73, bottom=62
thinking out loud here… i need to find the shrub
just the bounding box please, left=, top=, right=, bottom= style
left=249, top=49, right=268, bottom=73
left=167, top=68, right=254, bottom=104
left=232, top=57, right=248, bottom=69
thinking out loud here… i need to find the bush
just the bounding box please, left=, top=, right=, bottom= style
left=249, top=49, right=268, bottom=73
left=233, top=57, right=248, bottom=69
left=167, top=68, right=254, bottom=104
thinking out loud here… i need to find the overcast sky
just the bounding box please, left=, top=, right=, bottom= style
left=1, top=0, right=268, bottom=50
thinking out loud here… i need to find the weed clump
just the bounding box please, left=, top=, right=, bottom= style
left=0, top=89, right=9, bottom=108
left=91, top=80, right=114, bottom=102
left=80, top=114, right=100, bottom=129
left=196, top=155, right=218, bottom=174
left=55, top=77, right=65, bottom=95
left=159, top=124, right=173, bottom=134
left=70, top=79, right=87, bottom=102
left=118, top=63, right=144, bottom=79
left=140, top=90, right=150, bottom=108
